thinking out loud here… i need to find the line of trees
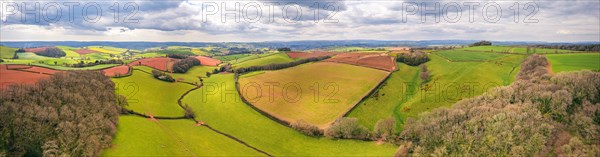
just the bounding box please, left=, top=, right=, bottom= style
left=35, top=47, right=66, bottom=58
left=396, top=52, right=430, bottom=66
left=394, top=55, right=600, bottom=156
left=151, top=69, right=175, bottom=82
left=71, top=59, right=124, bottom=68
left=172, top=57, right=200, bottom=73
left=166, top=53, right=192, bottom=59
left=234, top=56, right=330, bottom=74
left=0, top=71, right=122, bottom=156
left=531, top=44, right=600, bottom=52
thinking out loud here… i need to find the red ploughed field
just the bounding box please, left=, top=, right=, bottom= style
left=73, top=49, right=100, bottom=55
left=0, top=65, right=51, bottom=89
left=194, top=56, right=222, bottom=66
left=24, top=46, right=53, bottom=52
left=325, top=53, right=397, bottom=72
left=102, top=65, right=130, bottom=77
left=128, top=57, right=176, bottom=71
left=286, top=51, right=339, bottom=59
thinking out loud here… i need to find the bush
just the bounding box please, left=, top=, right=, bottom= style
left=290, top=120, right=322, bottom=137
left=151, top=69, right=175, bottom=82
left=396, top=52, right=429, bottom=66
left=36, top=47, right=66, bottom=58
left=419, top=65, right=430, bottom=82
left=172, top=57, right=200, bottom=73
left=373, top=118, right=396, bottom=140
left=0, top=71, right=119, bottom=156
left=183, top=104, right=195, bottom=118
left=325, top=118, right=369, bottom=140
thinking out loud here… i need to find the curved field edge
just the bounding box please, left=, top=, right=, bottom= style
left=348, top=53, right=525, bottom=130
left=237, top=62, right=390, bottom=128
left=182, top=74, right=398, bottom=156
left=111, top=69, right=193, bottom=117
left=101, top=116, right=265, bottom=156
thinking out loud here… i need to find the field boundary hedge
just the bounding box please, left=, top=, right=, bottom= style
left=342, top=72, right=392, bottom=118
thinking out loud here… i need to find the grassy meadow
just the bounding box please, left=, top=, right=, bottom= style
left=547, top=53, right=600, bottom=72
left=232, top=53, right=295, bottom=69
left=112, top=67, right=194, bottom=117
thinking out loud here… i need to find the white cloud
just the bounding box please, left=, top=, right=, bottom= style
left=0, top=0, right=598, bottom=42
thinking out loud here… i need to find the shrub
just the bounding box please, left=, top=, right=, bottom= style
left=290, top=120, right=322, bottom=137
left=183, top=104, right=195, bottom=118
left=373, top=117, right=396, bottom=140
left=0, top=71, right=119, bottom=156
left=419, top=65, right=430, bottom=82
left=325, top=118, right=369, bottom=140
left=151, top=69, right=175, bottom=82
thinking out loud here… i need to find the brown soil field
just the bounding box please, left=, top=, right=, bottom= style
left=286, top=51, right=339, bottom=59
left=325, top=53, right=397, bottom=71
left=194, top=56, right=222, bottom=66
left=102, top=65, right=130, bottom=77
left=128, top=57, right=176, bottom=71
left=24, top=46, right=53, bottom=52
left=21, top=66, right=59, bottom=75
left=73, top=49, right=100, bottom=55
left=0, top=65, right=51, bottom=89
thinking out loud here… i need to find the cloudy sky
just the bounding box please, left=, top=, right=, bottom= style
left=1, top=0, right=598, bottom=42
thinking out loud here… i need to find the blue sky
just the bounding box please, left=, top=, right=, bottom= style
left=1, top=0, right=598, bottom=42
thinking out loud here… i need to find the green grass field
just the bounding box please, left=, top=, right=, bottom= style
left=346, top=63, right=420, bottom=130
left=349, top=54, right=525, bottom=129
left=232, top=53, right=294, bottom=69
left=435, top=50, right=507, bottom=61
left=214, top=54, right=252, bottom=61
left=170, top=66, right=217, bottom=83
left=89, top=46, right=129, bottom=54
left=0, top=46, right=17, bottom=59
left=182, top=73, right=397, bottom=156
left=101, top=116, right=264, bottom=156
left=112, top=67, right=194, bottom=117
left=238, top=62, right=390, bottom=127
left=547, top=53, right=600, bottom=72
left=457, top=46, right=513, bottom=52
